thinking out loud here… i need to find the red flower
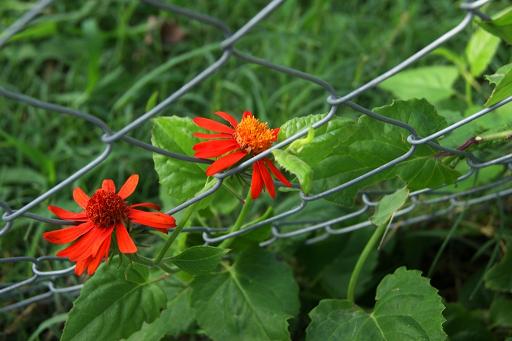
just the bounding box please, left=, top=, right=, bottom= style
left=193, top=111, right=292, bottom=199
left=43, top=174, right=176, bottom=276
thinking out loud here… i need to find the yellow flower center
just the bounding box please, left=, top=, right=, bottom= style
left=234, top=115, right=276, bottom=154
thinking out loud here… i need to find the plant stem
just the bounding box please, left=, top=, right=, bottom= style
left=347, top=218, right=391, bottom=303
left=427, top=208, right=466, bottom=277
left=153, top=205, right=195, bottom=265
left=219, top=191, right=253, bottom=249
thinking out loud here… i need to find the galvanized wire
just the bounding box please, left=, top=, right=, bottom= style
left=1, top=0, right=510, bottom=313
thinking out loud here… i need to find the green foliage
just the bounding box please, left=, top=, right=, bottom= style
left=490, top=297, right=512, bottom=328
left=126, top=277, right=195, bottom=341
left=485, top=248, right=512, bottom=292
left=371, top=187, right=409, bottom=227
left=152, top=116, right=237, bottom=212
left=61, top=261, right=167, bottom=341
left=479, top=7, right=512, bottom=44
left=191, top=248, right=300, bottom=341
left=465, top=28, right=500, bottom=77
left=485, top=64, right=512, bottom=106
left=443, top=304, right=494, bottom=341
left=279, top=99, right=458, bottom=205
left=306, top=268, right=446, bottom=341
left=168, top=245, right=228, bottom=275
left=272, top=149, right=313, bottom=193
left=378, top=66, right=459, bottom=103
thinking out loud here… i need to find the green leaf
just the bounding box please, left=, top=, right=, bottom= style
left=371, top=187, right=409, bottom=227
left=485, top=63, right=512, bottom=85
left=443, top=303, right=493, bottom=341
left=169, top=246, right=228, bottom=275
left=152, top=116, right=237, bottom=212
left=378, top=66, right=459, bottom=103
left=490, top=296, right=512, bottom=328
left=280, top=100, right=459, bottom=205
left=191, top=249, right=299, bottom=341
left=152, top=116, right=206, bottom=205
left=126, top=277, right=194, bottom=341
left=306, top=267, right=446, bottom=341
left=479, top=7, right=512, bottom=44
left=272, top=149, right=313, bottom=193
left=465, top=28, right=500, bottom=77
left=485, top=248, right=512, bottom=292
left=485, top=65, right=512, bottom=106
left=62, top=261, right=166, bottom=341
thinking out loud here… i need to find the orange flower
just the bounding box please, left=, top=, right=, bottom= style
left=43, top=174, right=176, bottom=276
left=193, top=111, right=291, bottom=199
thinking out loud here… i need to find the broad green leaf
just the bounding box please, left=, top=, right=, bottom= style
left=152, top=116, right=237, bottom=212
left=490, top=297, right=512, bottom=328
left=306, top=267, right=446, bottom=341
left=485, top=249, right=512, bottom=292
left=479, top=7, right=512, bottom=44
left=125, top=277, right=194, bottom=341
left=465, top=28, right=500, bottom=76
left=485, top=63, right=512, bottom=85
left=272, top=149, right=313, bottom=193
left=169, top=246, right=228, bottom=275
left=378, top=66, right=459, bottom=103
left=443, top=304, right=493, bottom=341
left=152, top=116, right=207, bottom=205
left=371, top=187, right=409, bottom=227
left=280, top=100, right=459, bottom=205
left=485, top=65, right=512, bottom=106
left=191, top=249, right=299, bottom=341
left=62, top=261, right=166, bottom=341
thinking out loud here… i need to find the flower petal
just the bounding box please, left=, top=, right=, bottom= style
left=257, top=160, right=275, bottom=198
left=43, top=221, right=94, bottom=244
left=118, top=174, right=139, bottom=199
left=75, top=259, right=89, bottom=276
left=102, top=179, right=116, bottom=193
left=251, top=162, right=263, bottom=199
left=57, top=227, right=102, bottom=260
left=214, top=111, right=238, bottom=128
left=130, top=202, right=161, bottom=210
left=242, top=111, right=253, bottom=119
left=193, top=140, right=239, bottom=158
left=272, top=128, right=280, bottom=139
left=193, top=132, right=233, bottom=139
left=87, top=236, right=111, bottom=275
left=128, top=209, right=176, bottom=229
left=58, top=226, right=113, bottom=261
left=116, top=223, right=137, bottom=254
left=73, top=187, right=90, bottom=209
left=205, top=151, right=247, bottom=176
left=193, top=117, right=234, bottom=134
left=264, top=158, right=292, bottom=187
left=48, top=205, right=87, bottom=221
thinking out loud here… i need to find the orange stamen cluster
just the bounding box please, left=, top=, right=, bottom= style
left=86, top=190, right=128, bottom=227
left=234, top=115, right=276, bottom=154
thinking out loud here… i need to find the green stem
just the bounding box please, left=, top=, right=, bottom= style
left=153, top=205, right=195, bottom=265
left=219, top=191, right=253, bottom=249
left=427, top=208, right=466, bottom=277
left=347, top=218, right=390, bottom=302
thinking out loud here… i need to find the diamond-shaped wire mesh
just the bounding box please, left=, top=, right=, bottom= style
left=1, top=0, right=511, bottom=313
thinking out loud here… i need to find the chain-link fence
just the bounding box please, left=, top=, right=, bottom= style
left=2, top=0, right=511, bottom=313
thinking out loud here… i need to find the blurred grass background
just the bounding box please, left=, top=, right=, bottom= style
left=0, top=0, right=509, bottom=338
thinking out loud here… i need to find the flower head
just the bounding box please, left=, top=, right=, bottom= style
left=43, top=174, right=176, bottom=276
left=193, top=111, right=291, bottom=199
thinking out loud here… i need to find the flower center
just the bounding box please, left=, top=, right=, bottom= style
left=86, top=189, right=128, bottom=228
left=234, top=115, right=276, bottom=154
